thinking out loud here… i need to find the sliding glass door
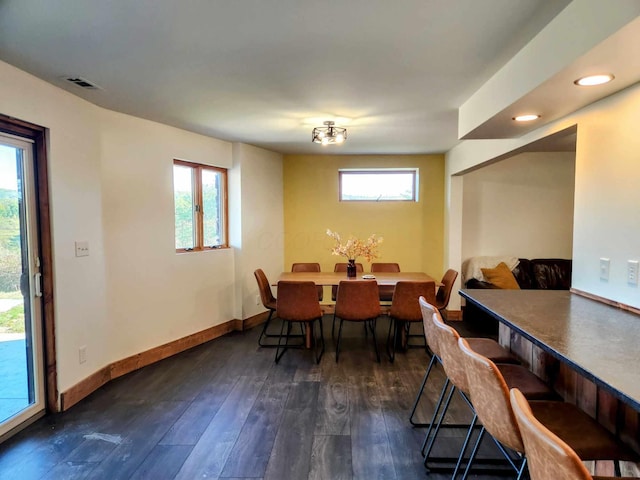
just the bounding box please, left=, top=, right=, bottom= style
left=0, top=134, right=45, bottom=438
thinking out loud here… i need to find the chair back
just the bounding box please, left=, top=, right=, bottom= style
left=254, top=269, right=276, bottom=310
left=291, top=263, right=323, bottom=301
left=390, top=281, right=436, bottom=322
left=430, top=313, right=470, bottom=392
left=458, top=337, right=524, bottom=452
left=419, top=297, right=441, bottom=358
left=332, top=262, right=364, bottom=300
left=335, top=280, right=381, bottom=321
left=435, top=269, right=458, bottom=310
left=510, top=388, right=592, bottom=480
left=276, top=281, right=322, bottom=322
left=371, top=263, right=400, bottom=301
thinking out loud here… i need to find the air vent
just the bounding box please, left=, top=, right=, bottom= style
left=62, top=76, right=101, bottom=90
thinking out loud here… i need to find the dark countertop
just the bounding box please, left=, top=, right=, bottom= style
left=460, top=289, right=640, bottom=411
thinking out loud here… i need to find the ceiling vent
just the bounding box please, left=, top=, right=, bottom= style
left=62, top=76, right=101, bottom=90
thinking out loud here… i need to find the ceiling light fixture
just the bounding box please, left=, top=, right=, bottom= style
left=513, top=114, right=541, bottom=122
left=312, top=121, right=347, bottom=145
left=574, top=74, right=614, bottom=86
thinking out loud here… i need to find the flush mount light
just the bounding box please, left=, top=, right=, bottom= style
left=512, top=114, right=541, bottom=122
left=574, top=74, right=614, bottom=86
left=312, top=121, right=347, bottom=145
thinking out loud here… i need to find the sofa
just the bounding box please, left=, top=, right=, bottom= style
left=465, top=258, right=572, bottom=290
left=461, top=257, right=572, bottom=335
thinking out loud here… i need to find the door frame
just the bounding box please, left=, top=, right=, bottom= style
left=0, top=114, right=57, bottom=414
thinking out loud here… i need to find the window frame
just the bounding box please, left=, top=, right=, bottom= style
left=173, top=159, right=228, bottom=253
left=338, top=168, right=419, bottom=202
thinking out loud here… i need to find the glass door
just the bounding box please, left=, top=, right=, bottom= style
left=0, top=134, right=45, bottom=437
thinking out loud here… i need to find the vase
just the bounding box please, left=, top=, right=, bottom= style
left=346, top=259, right=357, bottom=278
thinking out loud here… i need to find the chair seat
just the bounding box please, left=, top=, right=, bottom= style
left=466, top=337, right=517, bottom=364
left=529, top=401, right=639, bottom=462
left=498, top=364, right=556, bottom=400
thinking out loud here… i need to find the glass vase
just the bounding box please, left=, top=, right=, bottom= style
left=346, top=259, right=357, bottom=278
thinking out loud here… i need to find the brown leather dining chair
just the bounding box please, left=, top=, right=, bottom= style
left=371, top=262, right=400, bottom=301
left=510, top=388, right=640, bottom=480
left=291, top=262, right=323, bottom=301
left=275, top=281, right=325, bottom=364
left=331, top=262, right=363, bottom=301
left=386, top=280, right=435, bottom=362
left=254, top=269, right=278, bottom=347
left=434, top=269, right=458, bottom=313
left=333, top=280, right=382, bottom=362
left=458, top=337, right=637, bottom=479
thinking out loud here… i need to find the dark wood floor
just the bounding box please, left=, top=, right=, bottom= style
left=0, top=316, right=509, bottom=479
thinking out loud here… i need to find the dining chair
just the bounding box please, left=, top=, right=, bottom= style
left=386, top=280, right=436, bottom=362
left=510, top=388, right=640, bottom=480
left=371, top=262, right=400, bottom=301
left=458, top=337, right=637, bottom=479
left=409, top=297, right=517, bottom=428
left=331, top=262, right=363, bottom=301
left=254, top=269, right=278, bottom=347
left=422, top=311, right=555, bottom=476
left=291, top=262, right=323, bottom=301
left=334, top=280, right=382, bottom=362
left=275, top=281, right=325, bottom=364
left=434, top=269, right=458, bottom=313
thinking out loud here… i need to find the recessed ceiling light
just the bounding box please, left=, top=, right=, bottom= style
left=512, top=114, right=541, bottom=122
left=574, top=74, right=614, bottom=86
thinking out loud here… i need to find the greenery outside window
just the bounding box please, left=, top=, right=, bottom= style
left=173, top=159, right=228, bottom=252
left=339, top=169, right=418, bottom=201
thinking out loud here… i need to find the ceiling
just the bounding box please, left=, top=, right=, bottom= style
left=0, top=0, right=632, bottom=156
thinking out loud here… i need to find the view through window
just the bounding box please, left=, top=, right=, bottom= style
left=339, top=169, right=418, bottom=201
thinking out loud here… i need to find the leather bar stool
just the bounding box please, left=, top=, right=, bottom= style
left=459, top=338, right=638, bottom=479
left=409, top=297, right=518, bottom=428
left=511, top=388, right=640, bottom=480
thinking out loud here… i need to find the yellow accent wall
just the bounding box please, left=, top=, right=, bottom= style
left=283, top=154, right=445, bottom=279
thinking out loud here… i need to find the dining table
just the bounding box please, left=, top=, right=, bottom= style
left=274, top=271, right=441, bottom=348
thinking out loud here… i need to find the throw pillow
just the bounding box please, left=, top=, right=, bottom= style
left=481, top=262, right=520, bottom=289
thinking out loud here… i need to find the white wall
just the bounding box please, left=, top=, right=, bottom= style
left=232, top=143, right=284, bottom=320
left=462, top=152, right=575, bottom=262
left=0, top=59, right=284, bottom=401
left=447, top=83, right=640, bottom=310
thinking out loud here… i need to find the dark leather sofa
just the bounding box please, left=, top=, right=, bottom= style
left=463, top=258, right=572, bottom=335
left=465, top=258, right=572, bottom=290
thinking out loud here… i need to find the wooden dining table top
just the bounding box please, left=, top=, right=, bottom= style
left=275, top=271, right=441, bottom=286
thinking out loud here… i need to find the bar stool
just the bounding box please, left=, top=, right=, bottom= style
left=386, top=280, right=436, bottom=362
left=275, top=281, right=325, bottom=364
left=334, top=280, right=382, bottom=362
left=422, top=311, right=556, bottom=476
left=511, top=388, right=640, bottom=480
left=459, top=338, right=638, bottom=479
left=409, top=297, right=517, bottom=427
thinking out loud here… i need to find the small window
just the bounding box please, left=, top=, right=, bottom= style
left=173, top=159, right=228, bottom=252
left=339, top=169, right=418, bottom=201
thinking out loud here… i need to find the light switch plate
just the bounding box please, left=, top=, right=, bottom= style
left=628, top=260, right=639, bottom=285
left=600, top=258, right=610, bottom=281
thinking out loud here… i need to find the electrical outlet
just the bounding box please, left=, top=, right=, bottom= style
left=628, top=260, right=639, bottom=285
left=79, top=346, right=87, bottom=364
left=600, top=258, right=610, bottom=281
left=75, top=241, right=90, bottom=257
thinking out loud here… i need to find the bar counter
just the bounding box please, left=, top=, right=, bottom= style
left=460, top=289, right=640, bottom=412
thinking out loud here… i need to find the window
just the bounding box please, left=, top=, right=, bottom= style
left=173, top=159, right=228, bottom=252
left=339, top=169, right=418, bottom=201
